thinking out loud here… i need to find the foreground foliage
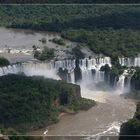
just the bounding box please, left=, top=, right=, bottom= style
left=1, top=0, right=140, bottom=4
left=0, top=57, right=10, bottom=67
left=119, top=103, right=140, bottom=140
left=0, top=74, right=95, bottom=133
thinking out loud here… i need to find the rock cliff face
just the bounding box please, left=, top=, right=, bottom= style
left=131, top=69, right=140, bottom=91
left=58, top=82, right=81, bottom=105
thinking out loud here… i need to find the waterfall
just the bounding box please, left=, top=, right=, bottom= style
left=0, top=60, right=76, bottom=80
left=54, top=59, right=76, bottom=73
left=117, top=75, right=126, bottom=93
left=0, top=56, right=138, bottom=94
left=116, top=69, right=135, bottom=93
left=0, top=64, right=20, bottom=76
left=0, top=57, right=111, bottom=85
left=79, top=57, right=111, bottom=84
left=134, top=57, right=140, bottom=67
left=0, top=57, right=136, bottom=93
left=125, top=76, right=132, bottom=92
left=0, top=62, right=60, bottom=79
left=119, top=57, right=140, bottom=67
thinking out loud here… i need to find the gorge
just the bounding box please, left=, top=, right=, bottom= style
left=0, top=27, right=139, bottom=140
left=0, top=56, right=137, bottom=137
left=0, top=4, right=140, bottom=140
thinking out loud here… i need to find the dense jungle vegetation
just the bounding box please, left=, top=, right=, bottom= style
left=0, top=74, right=95, bottom=133
left=1, top=5, right=140, bottom=31
left=0, top=0, right=140, bottom=3
left=34, top=46, right=55, bottom=61
left=62, top=29, right=140, bottom=57
left=0, top=5, right=140, bottom=138
left=0, top=5, right=140, bottom=58
left=119, top=103, right=140, bottom=140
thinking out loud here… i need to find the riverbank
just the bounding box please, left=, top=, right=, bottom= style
left=28, top=89, right=136, bottom=136
left=0, top=74, right=96, bottom=135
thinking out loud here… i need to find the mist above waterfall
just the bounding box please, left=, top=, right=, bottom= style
left=0, top=62, right=60, bottom=80
left=22, top=62, right=60, bottom=80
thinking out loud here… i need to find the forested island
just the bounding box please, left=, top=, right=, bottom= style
left=0, top=74, right=95, bottom=135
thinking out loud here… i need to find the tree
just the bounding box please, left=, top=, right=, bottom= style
left=0, top=57, right=10, bottom=67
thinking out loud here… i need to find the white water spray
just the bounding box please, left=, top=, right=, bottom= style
left=119, top=57, right=140, bottom=67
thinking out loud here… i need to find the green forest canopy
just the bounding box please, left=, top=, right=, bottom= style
left=62, top=29, right=140, bottom=57
left=0, top=5, right=139, bottom=57
left=0, top=74, right=95, bottom=132
left=0, top=0, right=140, bottom=3
left=0, top=5, right=140, bottom=30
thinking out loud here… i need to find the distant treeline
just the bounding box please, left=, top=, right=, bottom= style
left=0, top=0, right=140, bottom=3
left=0, top=5, right=140, bottom=58
left=0, top=5, right=139, bottom=58
left=62, top=29, right=140, bottom=57
left=1, top=5, right=140, bottom=31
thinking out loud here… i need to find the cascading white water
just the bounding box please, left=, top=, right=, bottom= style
left=119, top=57, right=140, bottom=67
left=21, top=62, right=60, bottom=80
left=0, top=64, right=20, bottom=76
left=116, top=75, right=126, bottom=93
left=79, top=57, right=111, bottom=84
left=54, top=59, right=76, bottom=73
left=0, top=57, right=136, bottom=94
left=116, top=69, right=136, bottom=93
left=117, top=56, right=139, bottom=92
left=0, top=60, right=76, bottom=80
left=0, top=57, right=112, bottom=85
left=134, top=57, right=140, bottom=67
